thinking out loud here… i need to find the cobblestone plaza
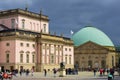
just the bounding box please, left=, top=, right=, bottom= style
left=11, top=71, right=120, bottom=80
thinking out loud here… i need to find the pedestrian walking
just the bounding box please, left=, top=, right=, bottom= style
left=20, top=69, right=22, bottom=76
left=110, top=68, right=114, bottom=79
left=99, top=68, right=103, bottom=76
left=93, top=68, right=96, bottom=77
left=117, top=68, right=120, bottom=76
left=53, top=68, right=57, bottom=77
left=108, top=72, right=113, bottom=80
left=26, top=69, right=29, bottom=76
left=107, top=68, right=109, bottom=75
left=31, top=68, right=34, bottom=76
left=103, top=68, right=106, bottom=76
left=44, top=69, right=47, bottom=77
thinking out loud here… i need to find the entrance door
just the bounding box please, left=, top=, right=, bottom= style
left=20, top=66, right=23, bottom=71
left=10, top=66, right=14, bottom=71
left=1, top=66, right=4, bottom=72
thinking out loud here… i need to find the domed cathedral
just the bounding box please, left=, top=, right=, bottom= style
left=71, top=26, right=116, bottom=70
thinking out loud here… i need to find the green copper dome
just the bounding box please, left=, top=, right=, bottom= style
left=71, top=26, right=114, bottom=46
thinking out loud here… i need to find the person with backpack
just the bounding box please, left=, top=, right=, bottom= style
left=108, top=72, right=113, bottom=80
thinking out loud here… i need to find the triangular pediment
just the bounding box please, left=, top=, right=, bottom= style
left=75, top=41, right=108, bottom=51
left=0, top=24, right=9, bottom=31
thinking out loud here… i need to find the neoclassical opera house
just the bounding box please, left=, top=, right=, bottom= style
left=0, top=8, right=74, bottom=72
left=71, top=26, right=116, bottom=70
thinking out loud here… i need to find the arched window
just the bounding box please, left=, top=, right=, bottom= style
left=19, top=50, right=24, bottom=53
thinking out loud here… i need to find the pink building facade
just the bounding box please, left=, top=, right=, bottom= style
left=0, top=9, right=74, bottom=72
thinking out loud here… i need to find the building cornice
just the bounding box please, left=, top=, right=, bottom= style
left=0, top=8, right=49, bottom=21
left=39, top=34, right=73, bottom=45
left=0, top=30, right=73, bottom=46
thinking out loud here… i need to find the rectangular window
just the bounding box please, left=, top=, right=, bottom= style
left=26, top=43, right=29, bottom=47
left=65, top=48, right=67, bottom=51
left=69, top=48, right=71, bottom=51
left=26, top=54, right=29, bottom=63
left=6, top=54, right=9, bottom=63
left=11, top=19, right=15, bottom=28
left=32, top=55, right=35, bottom=63
left=22, top=19, right=25, bottom=29
left=69, top=56, right=71, bottom=64
left=20, top=54, right=23, bottom=63
left=20, top=43, right=23, bottom=47
left=22, top=21, right=25, bottom=29
left=6, top=43, right=10, bottom=46
left=43, top=24, right=46, bottom=33
left=32, top=44, right=35, bottom=48
left=50, top=55, right=54, bottom=64
left=65, top=56, right=67, bottom=64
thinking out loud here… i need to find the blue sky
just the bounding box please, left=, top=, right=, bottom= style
left=0, top=0, right=120, bottom=46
